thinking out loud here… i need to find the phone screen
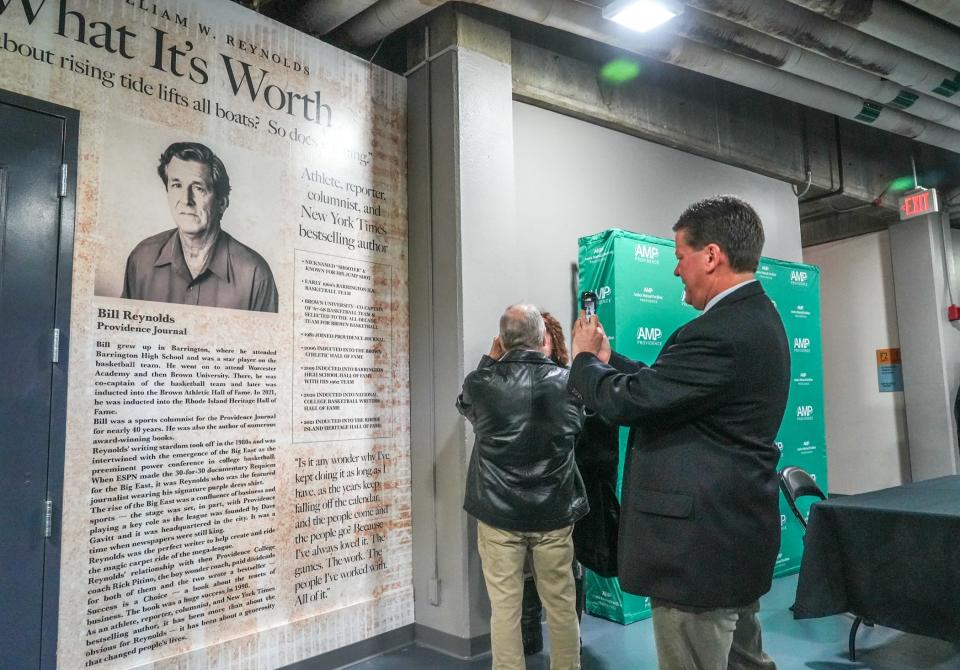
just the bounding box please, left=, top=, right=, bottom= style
left=581, top=291, right=597, bottom=319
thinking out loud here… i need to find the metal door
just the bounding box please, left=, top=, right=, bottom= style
left=0, top=90, right=77, bottom=670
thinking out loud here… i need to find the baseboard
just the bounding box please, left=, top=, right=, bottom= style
left=279, top=625, right=415, bottom=670
left=414, top=624, right=491, bottom=659
left=277, top=622, right=491, bottom=667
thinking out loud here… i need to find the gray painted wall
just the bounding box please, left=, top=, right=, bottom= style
left=509, top=101, right=803, bottom=346
left=888, top=211, right=960, bottom=480
left=804, top=231, right=910, bottom=493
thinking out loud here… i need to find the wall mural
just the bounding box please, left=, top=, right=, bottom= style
left=0, top=1, right=411, bottom=667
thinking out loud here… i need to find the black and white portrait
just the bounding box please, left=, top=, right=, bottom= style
left=95, top=122, right=282, bottom=314
left=119, top=141, right=278, bottom=312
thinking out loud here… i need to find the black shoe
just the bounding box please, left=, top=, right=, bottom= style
left=522, top=628, right=543, bottom=656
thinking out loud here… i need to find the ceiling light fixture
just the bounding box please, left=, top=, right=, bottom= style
left=602, top=0, right=684, bottom=33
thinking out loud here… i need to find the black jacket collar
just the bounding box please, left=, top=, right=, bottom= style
left=499, top=349, right=555, bottom=364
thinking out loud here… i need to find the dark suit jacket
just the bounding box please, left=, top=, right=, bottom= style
left=569, top=281, right=790, bottom=608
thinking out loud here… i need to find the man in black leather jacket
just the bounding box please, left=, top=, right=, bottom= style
left=457, top=304, right=588, bottom=670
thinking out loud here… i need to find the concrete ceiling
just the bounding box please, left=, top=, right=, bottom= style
left=243, top=0, right=960, bottom=244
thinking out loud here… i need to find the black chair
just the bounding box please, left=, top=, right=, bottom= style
left=778, top=466, right=869, bottom=661
left=778, top=465, right=825, bottom=529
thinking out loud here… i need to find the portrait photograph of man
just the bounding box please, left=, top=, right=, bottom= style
left=118, top=141, right=278, bottom=313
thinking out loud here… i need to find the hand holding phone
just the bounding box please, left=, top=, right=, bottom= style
left=572, top=291, right=610, bottom=363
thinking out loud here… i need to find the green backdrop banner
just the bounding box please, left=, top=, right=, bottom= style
left=578, top=229, right=827, bottom=624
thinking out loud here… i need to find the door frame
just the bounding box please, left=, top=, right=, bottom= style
left=1, top=88, right=79, bottom=670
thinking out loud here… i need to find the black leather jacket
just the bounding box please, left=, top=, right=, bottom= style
left=457, top=349, right=588, bottom=532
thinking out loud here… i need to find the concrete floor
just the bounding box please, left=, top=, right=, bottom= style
left=350, top=574, right=960, bottom=669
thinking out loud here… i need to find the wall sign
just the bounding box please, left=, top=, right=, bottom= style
left=877, top=348, right=904, bottom=392
left=0, top=1, right=411, bottom=668
left=899, top=188, right=939, bottom=221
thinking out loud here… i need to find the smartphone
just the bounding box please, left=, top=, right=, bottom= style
left=581, top=290, right=598, bottom=321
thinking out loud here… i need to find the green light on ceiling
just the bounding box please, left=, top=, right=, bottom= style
left=888, top=176, right=916, bottom=192
left=601, top=59, right=642, bottom=83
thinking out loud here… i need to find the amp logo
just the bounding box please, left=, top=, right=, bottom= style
left=790, top=270, right=809, bottom=286
left=797, top=405, right=814, bottom=418
left=634, top=244, right=660, bottom=262
left=636, top=326, right=663, bottom=343
left=793, top=337, right=811, bottom=351
left=597, top=286, right=612, bottom=300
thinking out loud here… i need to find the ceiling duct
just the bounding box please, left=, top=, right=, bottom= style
left=902, top=0, right=960, bottom=29
left=286, top=0, right=380, bottom=35
left=340, top=0, right=445, bottom=47
left=341, top=1, right=960, bottom=111
left=672, top=8, right=960, bottom=131
left=333, top=0, right=960, bottom=153
left=785, top=0, right=960, bottom=73
left=685, top=0, right=960, bottom=106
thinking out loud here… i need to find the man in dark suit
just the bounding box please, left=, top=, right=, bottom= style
left=569, top=196, right=790, bottom=669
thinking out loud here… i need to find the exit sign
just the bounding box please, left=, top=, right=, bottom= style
left=899, top=188, right=939, bottom=221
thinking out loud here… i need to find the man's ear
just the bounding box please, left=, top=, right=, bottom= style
left=218, top=195, right=229, bottom=215
left=704, top=243, right=724, bottom=272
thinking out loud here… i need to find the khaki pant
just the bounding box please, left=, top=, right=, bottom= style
left=651, top=599, right=777, bottom=670
left=477, top=521, right=581, bottom=670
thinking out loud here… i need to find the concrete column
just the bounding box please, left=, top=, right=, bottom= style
left=889, top=202, right=960, bottom=480
left=406, top=7, right=518, bottom=657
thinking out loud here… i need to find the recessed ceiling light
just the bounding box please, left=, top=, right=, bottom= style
left=603, top=0, right=684, bottom=33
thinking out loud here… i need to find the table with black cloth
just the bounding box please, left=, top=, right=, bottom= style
left=792, top=475, right=960, bottom=643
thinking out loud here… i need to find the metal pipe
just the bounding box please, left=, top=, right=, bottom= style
left=334, top=0, right=960, bottom=152
left=340, top=0, right=444, bottom=47
left=673, top=8, right=960, bottom=131
left=902, top=0, right=960, bottom=30
left=292, top=0, right=379, bottom=35
left=685, top=0, right=960, bottom=106
left=508, top=0, right=960, bottom=153
left=785, top=0, right=960, bottom=74
left=652, top=38, right=960, bottom=152
left=799, top=117, right=846, bottom=205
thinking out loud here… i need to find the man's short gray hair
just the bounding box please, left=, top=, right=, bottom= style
left=499, top=304, right=544, bottom=351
